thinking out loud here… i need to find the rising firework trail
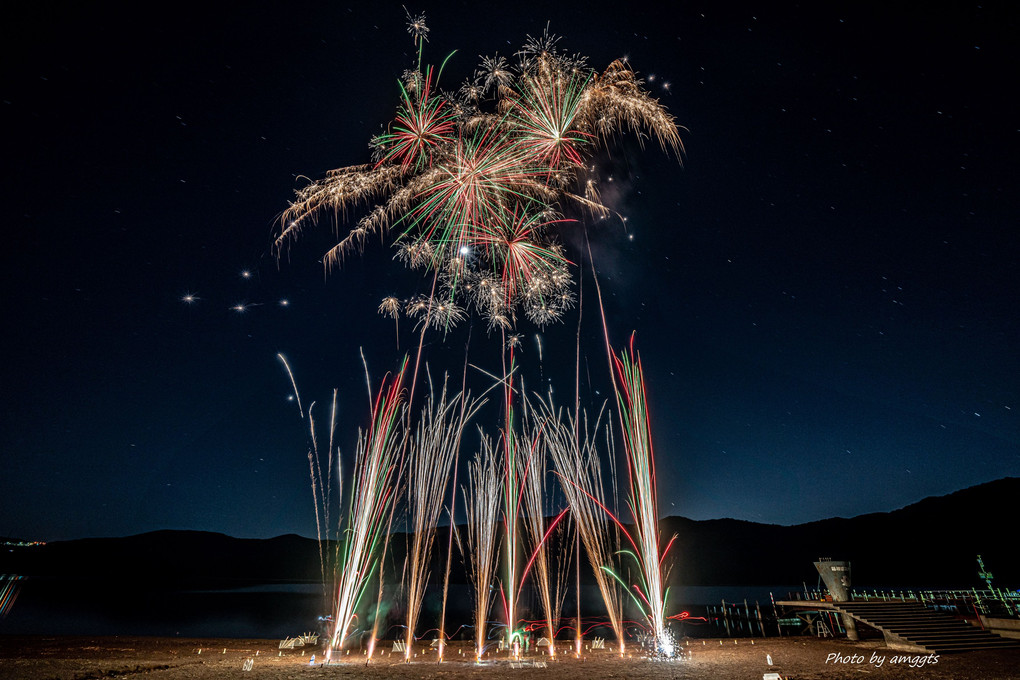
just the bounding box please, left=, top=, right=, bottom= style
left=278, top=353, right=335, bottom=605
left=326, top=361, right=408, bottom=659
left=437, top=329, right=475, bottom=663
left=464, top=438, right=502, bottom=662
left=542, top=398, right=626, bottom=653
left=499, top=341, right=523, bottom=657
left=402, top=376, right=484, bottom=661
left=611, top=335, right=677, bottom=656
left=518, top=397, right=556, bottom=654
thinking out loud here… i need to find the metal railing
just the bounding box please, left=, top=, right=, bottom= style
left=786, top=587, right=1019, bottom=618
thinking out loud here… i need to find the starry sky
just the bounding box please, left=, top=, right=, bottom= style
left=2, top=1, right=1016, bottom=541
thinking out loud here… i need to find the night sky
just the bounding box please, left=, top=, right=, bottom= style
left=2, top=1, right=1016, bottom=541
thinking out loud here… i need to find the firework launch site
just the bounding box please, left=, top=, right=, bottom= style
left=3, top=635, right=1020, bottom=680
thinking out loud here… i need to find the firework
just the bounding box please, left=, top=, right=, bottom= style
left=378, top=296, right=401, bottom=349
left=499, top=371, right=523, bottom=656
left=372, top=66, right=456, bottom=172
left=277, top=353, right=333, bottom=600
left=277, top=355, right=407, bottom=659
left=611, top=336, right=676, bottom=656
left=326, top=360, right=408, bottom=659
left=517, top=398, right=558, bottom=654
left=541, top=399, right=626, bottom=654
left=405, top=294, right=467, bottom=332
left=402, top=377, right=484, bottom=661
left=492, top=343, right=554, bottom=657
left=277, top=15, right=680, bottom=330
left=463, top=437, right=502, bottom=661
left=436, top=336, right=479, bottom=663
left=506, top=59, right=593, bottom=172
left=551, top=511, right=577, bottom=649
left=271, top=13, right=687, bottom=663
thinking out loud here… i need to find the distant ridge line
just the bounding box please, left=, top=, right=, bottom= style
left=2, top=477, right=1016, bottom=588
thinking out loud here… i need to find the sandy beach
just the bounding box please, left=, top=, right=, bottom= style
left=1, top=636, right=1018, bottom=680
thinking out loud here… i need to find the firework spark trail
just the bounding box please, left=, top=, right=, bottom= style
left=494, top=337, right=554, bottom=656
left=326, top=360, right=408, bottom=659
left=367, top=475, right=402, bottom=662
left=305, top=446, right=328, bottom=600
left=541, top=399, right=626, bottom=654
left=326, top=388, right=339, bottom=545
left=572, top=257, right=585, bottom=657
left=276, top=353, right=304, bottom=418
left=437, top=328, right=474, bottom=663
left=515, top=506, right=570, bottom=625
left=357, top=350, right=399, bottom=662
left=499, top=340, right=522, bottom=656
left=403, top=376, right=484, bottom=661
left=304, top=391, right=342, bottom=605
left=464, top=437, right=502, bottom=661
left=517, top=399, right=556, bottom=655
left=574, top=519, right=582, bottom=656
left=279, top=356, right=402, bottom=660
left=611, top=336, right=676, bottom=656
left=279, top=355, right=338, bottom=606
left=436, top=482, right=457, bottom=663
left=583, top=224, right=673, bottom=654
left=548, top=504, right=577, bottom=652
left=277, top=163, right=408, bottom=257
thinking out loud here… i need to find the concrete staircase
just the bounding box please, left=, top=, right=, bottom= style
left=832, top=601, right=1020, bottom=653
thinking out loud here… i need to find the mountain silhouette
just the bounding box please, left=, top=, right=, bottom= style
left=4, top=477, right=1016, bottom=590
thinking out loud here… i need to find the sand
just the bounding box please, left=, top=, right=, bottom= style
left=1, top=636, right=1018, bottom=680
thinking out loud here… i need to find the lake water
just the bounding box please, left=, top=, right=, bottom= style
left=0, top=579, right=801, bottom=638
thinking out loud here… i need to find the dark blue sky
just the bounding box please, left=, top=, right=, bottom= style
left=2, top=1, right=1016, bottom=541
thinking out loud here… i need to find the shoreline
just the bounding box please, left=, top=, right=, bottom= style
left=2, top=635, right=1019, bottom=679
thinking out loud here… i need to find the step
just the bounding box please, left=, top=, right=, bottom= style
left=826, top=601, right=1020, bottom=653
left=930, top=642, right=1020, bottom=652
left=861, top=621, right=966, bottom=629
left=905, top=634, right=1000, bottom=642
left=885, top=624, right=979, bottom=630
left=879, top=619, right=972, bottom=624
